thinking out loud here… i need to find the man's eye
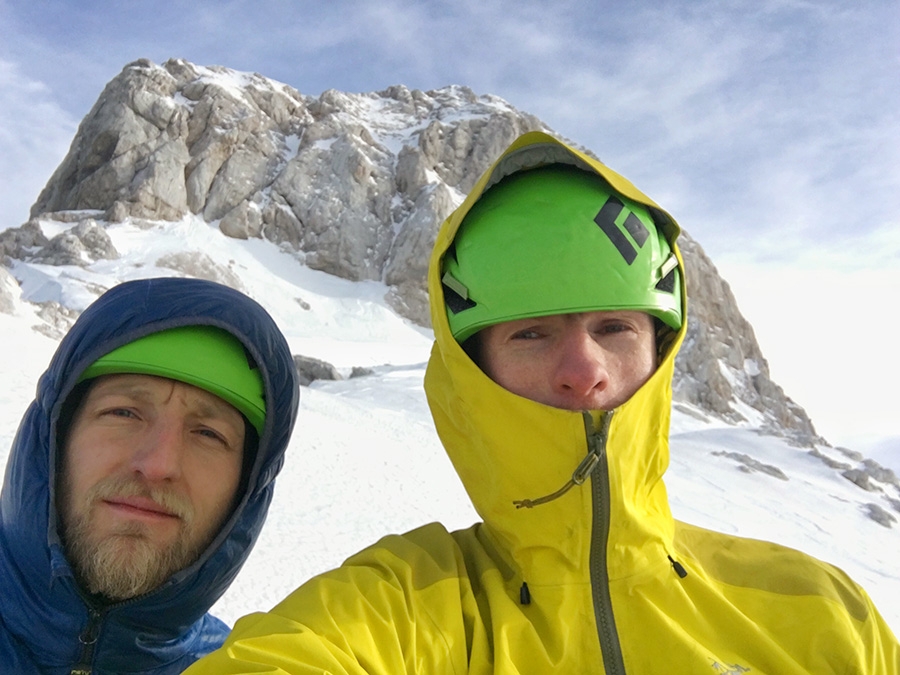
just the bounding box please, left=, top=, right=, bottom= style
left=599, top=323, right=629, bottom=335
left=105, top=408, right=138, bottom=419
left=197, top=428, right=229, bottom=446
left=511, top=329, right=541, bottom=340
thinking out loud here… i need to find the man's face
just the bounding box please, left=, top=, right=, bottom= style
left=478, top=310, right=658, bottom=411
left=58, top=374, right=245, bottom=600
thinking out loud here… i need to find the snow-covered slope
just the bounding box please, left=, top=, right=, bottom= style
left=2, top=214, right=898, bottom=635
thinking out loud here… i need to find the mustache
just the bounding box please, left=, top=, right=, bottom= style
left=87, top=475, right=195, bottom=524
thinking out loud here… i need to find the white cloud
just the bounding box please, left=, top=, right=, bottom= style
left=463, top=2, right=900, bottom=270
left=0, top=59, right=77, bottom=231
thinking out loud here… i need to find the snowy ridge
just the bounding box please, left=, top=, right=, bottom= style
left=0, top=213, right=897, bottom=635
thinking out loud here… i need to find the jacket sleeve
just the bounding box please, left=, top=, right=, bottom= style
left=183, top=525, right=475, bottom=675
left=859, top=591, right=900, bottom=675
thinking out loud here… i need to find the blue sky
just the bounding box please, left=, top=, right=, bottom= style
left=1, top=0, right=898, bottom=454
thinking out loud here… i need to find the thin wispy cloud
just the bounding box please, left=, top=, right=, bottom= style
left=0, top=59, right=76, bottom=228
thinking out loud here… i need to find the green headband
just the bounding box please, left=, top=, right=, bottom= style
left=79, top=325, right=266, bottom=435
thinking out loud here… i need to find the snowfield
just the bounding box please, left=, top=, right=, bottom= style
left=2, top=216, right=897, bottom=635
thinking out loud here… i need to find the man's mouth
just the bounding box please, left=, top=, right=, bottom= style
left=102, top=496, right=180, bottom=520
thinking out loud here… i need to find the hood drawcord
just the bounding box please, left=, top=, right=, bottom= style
left=514, top=411, right=612, bottom=509
left=519, top=582, right=531, bottom=605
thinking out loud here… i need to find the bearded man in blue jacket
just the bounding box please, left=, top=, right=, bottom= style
left=0, top=277, right=300, bottom=674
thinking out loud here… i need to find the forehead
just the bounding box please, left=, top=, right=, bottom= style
left=84, top=373, right=242, bottom=420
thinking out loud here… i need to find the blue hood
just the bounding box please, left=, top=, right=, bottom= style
left=0, top=278, right=300, bottom=674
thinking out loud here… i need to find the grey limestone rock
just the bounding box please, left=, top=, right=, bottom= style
left=29, top=60, right=544, bottom=302
left=20, top=58, right=822, bottom=443
left=293, top=354, right=343, bottom=387
left=33, top=301, right=81, bottom=340
left=711, top=451, right=789, bottom=480
left=842, top=469, right=876, bottom=492
left=888, top=497, right=900, bottom=514
left=864, top=502, right=896, bottom=528
left=0, top=220, right=50, bottom=263
left=863, top=459, right=899, bottom=487
left=836, top=446, right=865, bottom=462
left=154, top=252, right=245, bottom=291
left=17, top=219, right=119, bottom=267
left=808, top=448, right=852, bottom=471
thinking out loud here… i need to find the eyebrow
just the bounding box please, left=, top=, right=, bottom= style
left=189, top=396, right=240, bottom=422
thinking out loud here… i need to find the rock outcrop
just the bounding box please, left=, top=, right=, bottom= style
left=32, top=58, right=544, bottom=313
left=13, top=58, right=821, bottom=443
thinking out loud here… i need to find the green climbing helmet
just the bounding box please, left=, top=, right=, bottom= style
left=79, top=325, right=266, bottom=435
left=442, top=164, right=682, bottom=342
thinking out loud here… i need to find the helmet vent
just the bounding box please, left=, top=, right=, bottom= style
left=442, top=271, right=477, bottom=315
left=593, top=196, right=649, bottom=265
left=656, top=267, right=677, bottom=293
left=444, top=284, right=477, bottom=314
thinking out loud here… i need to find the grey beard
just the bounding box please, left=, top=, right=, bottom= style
left=63, top=509, right=201, bottom=601
left=58, top=475, right=205, bottom=602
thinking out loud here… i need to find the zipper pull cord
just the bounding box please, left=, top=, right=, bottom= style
left=513, top=412, right=612, bottom=509
left=667, top=554, right=688, bottom=578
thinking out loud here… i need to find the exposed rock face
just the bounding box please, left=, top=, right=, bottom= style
left=32, top=220, right=119, bottom=266
left=1, top=217, right=117, bottom=267
left=33, top=301, right=80, bottom=340
left=0, top=220, right=50, bottom=264
left=32, top=58, right=544, bottom=306
left=16, top=58, right=821, bottom=443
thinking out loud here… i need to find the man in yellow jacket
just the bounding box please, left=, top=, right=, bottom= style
left=187, top=132, right=899, bottom=673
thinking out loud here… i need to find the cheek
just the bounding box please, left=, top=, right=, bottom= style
left=61, top=435, right=113, bottom=502
left=617, top=347, right=658, bottom=392
left=486, top=356, right=545, bottom=399
left=58, top=453, right=101, bottom=530
left=187, top=452, right=243, bottom=517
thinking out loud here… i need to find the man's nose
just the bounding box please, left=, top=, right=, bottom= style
left=553, top=330, right=609, bottom=399
left=130, top=418, right=183, bottom=482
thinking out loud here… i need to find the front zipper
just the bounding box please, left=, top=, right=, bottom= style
left=585, top=410, right=627, bottom=675
left=70, top=606, right=104, bottom=675
left=67, top=568, right=170, bottom=673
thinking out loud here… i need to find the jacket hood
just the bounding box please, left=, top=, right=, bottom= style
left=0, top=277, right=300, bottom=673
left=424, top=132, right=688, bottom=583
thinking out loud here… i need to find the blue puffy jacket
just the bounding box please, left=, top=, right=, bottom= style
left=0, top=277, right=300, bottom=674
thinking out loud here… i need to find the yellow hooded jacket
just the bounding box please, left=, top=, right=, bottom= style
left=186, top=132, right=899, bottom=674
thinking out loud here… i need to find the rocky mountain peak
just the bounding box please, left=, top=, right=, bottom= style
left=10, top=58, right=820, bottom=445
